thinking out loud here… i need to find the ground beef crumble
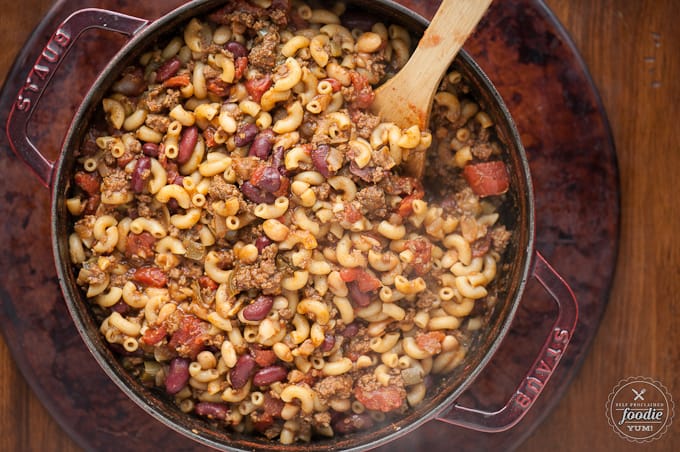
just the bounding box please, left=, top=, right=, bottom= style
left=355, top=185, right=387, bottom=220
left=142, top=86, right=180, bottom=113
left=313, top=375, right=353, bottom=403
left=145, top=114, right=171, bottom=133
left=490, top=225, right=512, bottom=253
left=350, top=110, right=381, bottom=139
left=100, top=168, right=129, bottom=200
left=248, top=28, right=281, bottom=72
left=230, top=244, right=285, bottom=295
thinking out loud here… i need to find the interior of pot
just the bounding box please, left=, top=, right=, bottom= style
left=51, top=1, right=534, bottom=450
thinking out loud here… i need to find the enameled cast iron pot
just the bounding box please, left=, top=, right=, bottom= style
left=6, top=1, right=578, bottom=450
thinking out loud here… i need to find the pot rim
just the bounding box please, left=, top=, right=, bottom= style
left=49, top=1, right=535, bottom=450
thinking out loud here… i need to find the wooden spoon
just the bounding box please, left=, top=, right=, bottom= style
left=371, top=0, right=492, bottom=178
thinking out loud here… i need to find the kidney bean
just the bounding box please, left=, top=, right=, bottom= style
left=165, top=358, right=190, bottom=394
left=225, top=41, right=248, bottom=59
left=348, top=281, right=371, bottom=307
left=349, top=160, right=374, bottom=182
left=167, top=198, right=180, bottom=212
left=320, top=333, right=336, bottom=353
left=241, top=181, right=276, bottom=204
left=242, top=295, right=274, bottom=321
left=177, top=126, right=198, bottom=164
left=110, top=300, right=130, bottom=315
left=141, top=142, right=159, bottom=157
left=155, top=57, right=181, bottom=82
left=248, top=129, right=275, bottom=159
left=332, top=413, right=374, bottom=434
left=253, top=365, right=288, bottom=387
left=255, top=235, right=272, bottom=253
left=311, top=144, right=330, bottom=177
left=233, top=123, right=259, bottom=147
left=271, top=145, right=287, bottom=175
left=195, top=402, right=230, bottom=420
left=130, top=156, right=151, bottom=193
left=230, top=354, right=256, bottom=389
left=255, top=166, right=281, bottom=193
left=340, top=322, right=359, bottom=337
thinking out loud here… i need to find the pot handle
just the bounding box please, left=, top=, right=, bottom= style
left=435, top=251, right=578, bottom=432
left=5, top=8, right=149, bottom=188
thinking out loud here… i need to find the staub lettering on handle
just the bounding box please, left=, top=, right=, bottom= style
left=15, top=29, right=71, bottom=112
left=514, top=328, right=570, bottom=410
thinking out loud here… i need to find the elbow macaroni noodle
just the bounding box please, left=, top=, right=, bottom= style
left=67, top=1, right=513, bottom=446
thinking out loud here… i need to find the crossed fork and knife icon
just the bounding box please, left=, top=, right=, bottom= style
left=632, top=388, right=646, bottom=401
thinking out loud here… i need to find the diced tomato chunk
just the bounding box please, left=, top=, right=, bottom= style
left=263, top=393, right=284, bottom=418
left=84, top=194, right=100, bottom=214
left=198, top=275, right=218, bottom=291
left=415, top=331, right=445, bottom=355
left=396, top=192, right=425, bottom=217
left=131, top=266, right=167, bottom=288
left=349, top=71, right=375, bottom=109
left=321, top=77, right=342, bottom=92
left=125, top=232, right=156, bottom=260
left=162, top=74, right=191, bottom=88
left=203, top=127, right=218, bottom=148
left=234, top=56, right=248, bottom=80
left=249, top=165, right=267, bottom=187
left=405, top=238, right=432, bottom=276
left=273, top=175, right=290, bottom=198
left=462, top=161, right=510, bottom=197
left=168, top=314, right=208, bottom=359
left=355, top=385, right=405, bottom=412
left=252, top=413, right=274, bottom=433
left=207, top=78, right=231, bottom=96
left=74, top=171, right=101, bottom=195
left=339, top=268, right=382, bottom=292
left=252, top=348, right=277, bottom=367
left=343, top=203, right=363, bottom=224
left=245, top=74, right=272, bottom=103
left=141, top=325, right=167, bottom=345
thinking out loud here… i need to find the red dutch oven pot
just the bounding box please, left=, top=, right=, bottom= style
left=6, top=1, right=578, bottom=450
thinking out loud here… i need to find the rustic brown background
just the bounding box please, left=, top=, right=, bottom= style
left=0, top=0, right=678, bottom=451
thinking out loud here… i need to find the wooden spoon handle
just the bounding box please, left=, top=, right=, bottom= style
left=371, top=0, right=492, bottom=178
left=374, top=0, right=492, bottom=129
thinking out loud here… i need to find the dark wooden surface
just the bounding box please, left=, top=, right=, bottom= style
left=0, top=0, right=677, bottom=451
